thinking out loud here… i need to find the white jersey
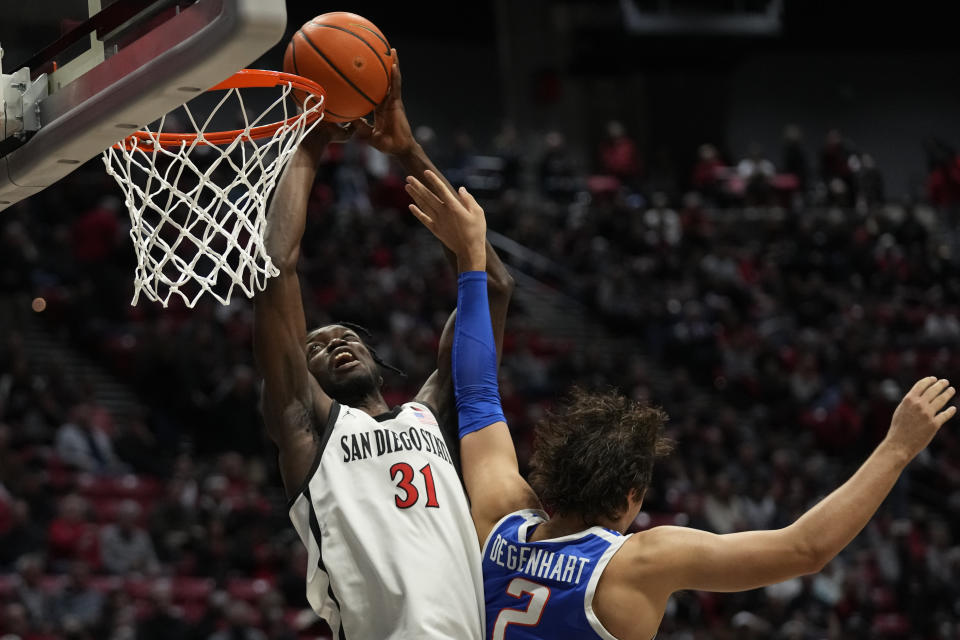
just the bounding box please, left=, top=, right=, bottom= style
left=288, top=401, right=485, bottom=639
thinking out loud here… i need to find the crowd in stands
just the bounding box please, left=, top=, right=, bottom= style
left=1, top=118, right=960, bottom=640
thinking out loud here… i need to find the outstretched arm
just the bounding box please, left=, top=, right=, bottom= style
left=632, top=377, right=955, bottom=602
left=352, top=50, right=514, bottom=423
left=253, top=123, right=352, bottom=497
left=407, top=179, right=540, bottom=545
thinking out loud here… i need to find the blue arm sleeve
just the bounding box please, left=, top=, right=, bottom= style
left=453, top=271, right=507, bottom=439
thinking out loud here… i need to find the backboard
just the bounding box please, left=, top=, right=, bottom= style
left=0, top=0, right=287, bottom=212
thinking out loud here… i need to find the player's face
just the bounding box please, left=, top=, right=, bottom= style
left=305, top=325, right=381, bottom=400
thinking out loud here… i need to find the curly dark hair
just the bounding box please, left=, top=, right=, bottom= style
left=529, top=387, right=673, bottom=523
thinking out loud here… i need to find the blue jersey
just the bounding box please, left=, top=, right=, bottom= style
left=482, top=509, right=629, bottom=640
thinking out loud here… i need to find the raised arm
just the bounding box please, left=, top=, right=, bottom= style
left=253, top=124, right=351, bottom=497
left=352, top=50, right=514, bottom=424
left=631, top=377, right=955, bottom=604
left=407, top=178, right=540, bottom=545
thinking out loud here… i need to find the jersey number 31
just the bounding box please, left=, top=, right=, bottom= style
left=390, top=462, right=440, bottom=509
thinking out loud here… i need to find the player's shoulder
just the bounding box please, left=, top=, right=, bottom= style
left=491, top=509, right=547, bottom=535
left=609, top=526, right=697, bottom=581
left=483, top=509, right=548, bottom=549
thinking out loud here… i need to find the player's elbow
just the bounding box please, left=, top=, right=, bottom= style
left=276, top=250, right=300, bottom=273
left=488, top=270, right=515, bottom=299
left=793, top=538, right=831, bottom=575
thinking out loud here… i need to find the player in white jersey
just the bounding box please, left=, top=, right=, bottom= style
left=405, top=169, right=957, bottom=640
left=253, top=53, right=514, bottom=639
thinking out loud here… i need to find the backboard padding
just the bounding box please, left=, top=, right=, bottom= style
left=0, top=0, right=286, bottom=211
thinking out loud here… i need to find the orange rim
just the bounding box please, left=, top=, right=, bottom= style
left=115, top=69, right=325, bottom=150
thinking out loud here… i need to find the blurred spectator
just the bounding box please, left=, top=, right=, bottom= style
left=492, top=123, right=521, bottom=191
left=690, top=143, right=725, bottom=199
left=820, top=129, right=856, bottom=204
left=1, top=602, right=33, bottom=640
left=925, top=138, right=960, bottom=209
left=444, top=131, right=477, bottom=188
left=47, top=494, right=99, bottom=570
left=0, top=423, right=14, bottom=488
left=51, top=561, right=104, bottom=634
left=0, top=500, right=45, bottom=568
left=257, top=590, right=296, bottom=640
left=98, top=588, right=137, bottom=640
left=599, top=120, right=642, bottom=187
left=0, top=220, right=39, bottom=293
left=187, top=590, right=229, bottom=640
left=276, top=543, right=310, bottom=611
left=135, top=582, right=189, bottom=640
left=70, top=197, right=120, bottom=265
left=678, top=191, right=711, bottom=246
left=111, top=410, right=164, bottom=476
left=856, top=153, right=885, bottom=209
left=781, top=124, right=809, bottom=191
left=736, top=143, right=776, bottom=205
left=208, top=600, right=268, bottom=640
left=329, top=138, right=372, bottom=215
left=99, top=500, right=160, bottom=575
left=539, top=131, right=579, bottom=201
left=201, top=365, right=263, bottom=457
left=13, top=555, right=53, bottom=630
left=741, top=480, right=776, bottom=530
left=0, top=354, right=46, bottom=427
left=55, top=402, right=124, bottom=474
left=643, top=193, right=682, bottom=247
left=703, top=475, right=745, bottom=534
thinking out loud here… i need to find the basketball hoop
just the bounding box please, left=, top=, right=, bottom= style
left=102, top=69, right=326, bottom=308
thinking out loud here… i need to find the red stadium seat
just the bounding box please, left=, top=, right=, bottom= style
left=77, top=474, right=162, bottom=500
left=89, top=495, right=155, bottom=525
left=0, top=574, right=17, bottom=598
left=171, top=576, right=214, bottom=602
left=133, top=599, right=154, bottom=620
left=180, top=600, right=208, bottom=622
left=226, top=577, right=274, bottom=601
left=124, top=577, right=154, bottom=600
left=88, top=575, right=123, bottom=593
left=40, top=574, right=67, bottom=593
left=0, top=498, right=11, bottom=534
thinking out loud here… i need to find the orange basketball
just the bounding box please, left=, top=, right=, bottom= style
left=283, top=12, right=393, bottom=123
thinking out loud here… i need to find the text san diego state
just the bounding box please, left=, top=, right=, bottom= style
left=341, top=427, right=453, bottom=465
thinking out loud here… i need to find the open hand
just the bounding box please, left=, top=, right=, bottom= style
left=886, top=377, right=956, bottom=459
left=405, top=170, right=486, bottom=271
left=351, top=49, right=417, bottom=156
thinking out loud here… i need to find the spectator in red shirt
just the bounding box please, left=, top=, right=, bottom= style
left=47, top=494, right=99, bottom=570
left=925, top=138, right=960, bottom=208
left=691, top=143, right=726, bottom=201
left=820, top=129, right=856, bottom=205
left=71, top=197, right=120, bottom=265
left=599, top=120, right=642, bottom=188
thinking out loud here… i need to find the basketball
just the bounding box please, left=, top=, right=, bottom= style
left=283, top=12, right=393, bottom=123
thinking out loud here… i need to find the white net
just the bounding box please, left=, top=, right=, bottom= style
left=102, top=79, right=324, bottom=308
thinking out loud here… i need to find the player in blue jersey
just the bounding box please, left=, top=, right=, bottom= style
left=405, top=170, right=957, bottom=640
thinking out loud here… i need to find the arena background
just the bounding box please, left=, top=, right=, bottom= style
left=2, top=1, right=960, bottom=638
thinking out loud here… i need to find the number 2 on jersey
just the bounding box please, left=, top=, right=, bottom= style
left=390, top=462, right=440, bottom=509
left=492, top=578, right=551, bottom=640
